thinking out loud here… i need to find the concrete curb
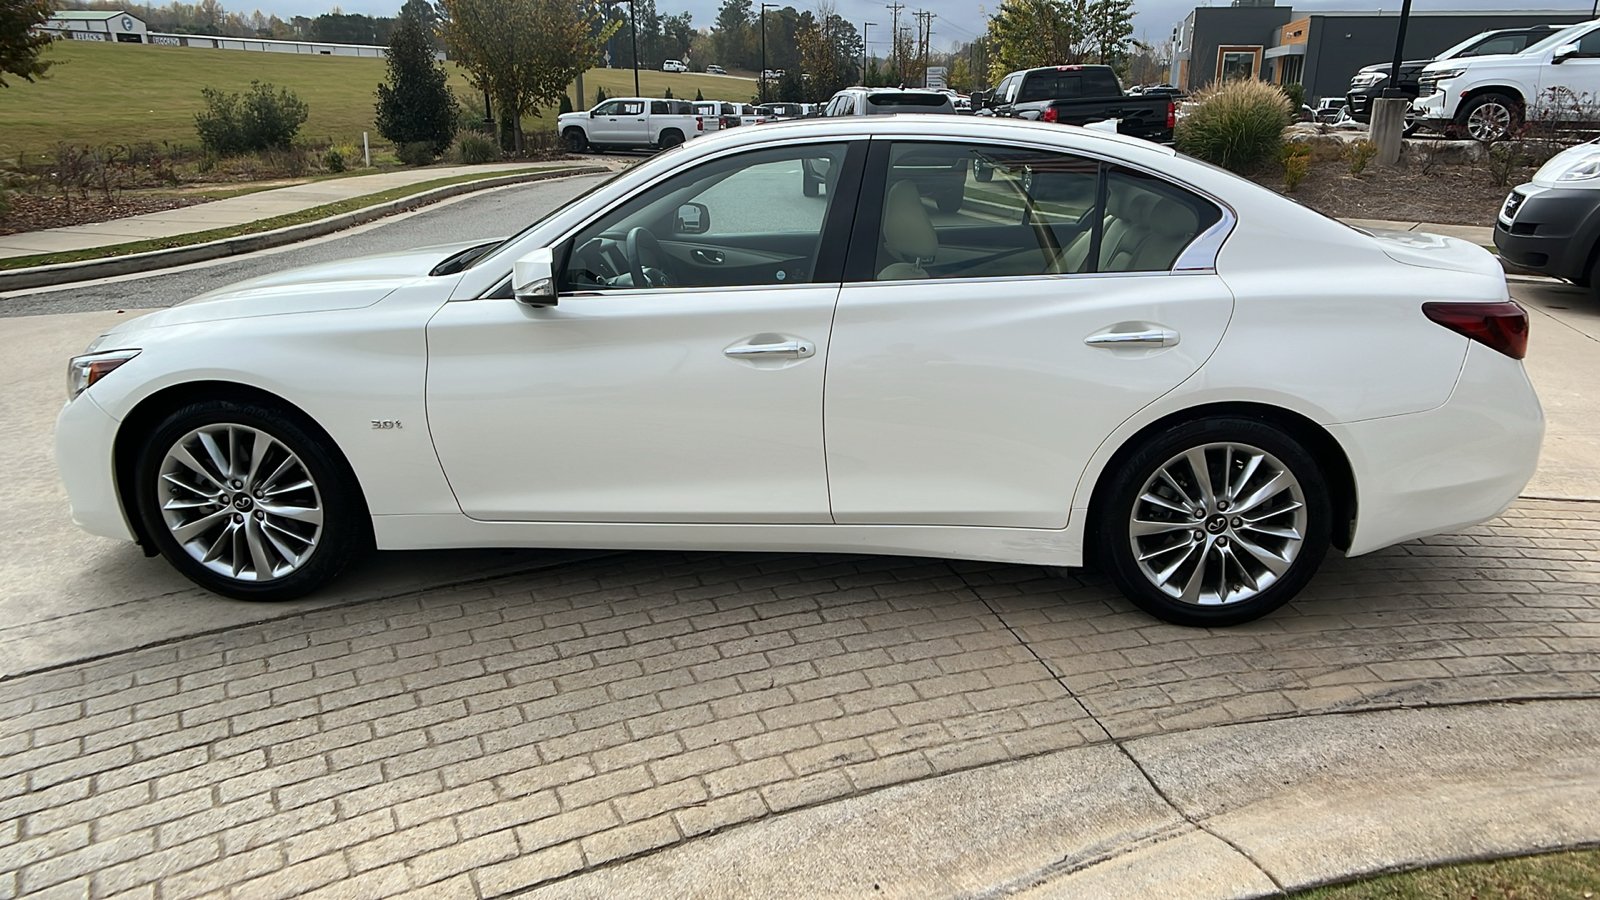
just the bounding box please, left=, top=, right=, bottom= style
left=0, top=165, right=610, bottom=292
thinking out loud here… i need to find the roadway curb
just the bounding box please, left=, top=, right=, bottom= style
left=0, top=165, right=610, bottom=292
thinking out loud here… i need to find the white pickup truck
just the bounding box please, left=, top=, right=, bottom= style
left=558, top=98, right=707, bottom=152
left=1413, top=19, right=1600, bottom=141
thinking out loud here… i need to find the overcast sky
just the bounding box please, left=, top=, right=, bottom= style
left=259, top=0, right=1598, bottom=57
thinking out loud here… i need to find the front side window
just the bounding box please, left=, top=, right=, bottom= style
left=1578, top=28, right=1600, bottom=57
left=563, top=143, right=852, bottom=292
left=869, top=142, right=1221, bottom=282
left=592, top=100, right=623, bottom=116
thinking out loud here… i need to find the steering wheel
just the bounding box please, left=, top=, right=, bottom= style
left=625, top=227, right=675, bottom=288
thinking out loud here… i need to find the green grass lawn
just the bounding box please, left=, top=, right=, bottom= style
left=0, top=41, right=755, bottom=157
left=1291, top=848, right=1600, bottom=899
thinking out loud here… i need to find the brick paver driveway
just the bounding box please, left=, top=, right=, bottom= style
left=3, top=499, right=1596, bottom=899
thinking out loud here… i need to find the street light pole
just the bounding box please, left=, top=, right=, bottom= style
left=863, top=21, right=877, bottom=76
left=629, top=0, right=640, bottom=96
left=759, top=3, right=778, bottom=104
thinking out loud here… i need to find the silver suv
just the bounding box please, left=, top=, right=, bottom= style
left=821, top=87, right=956, bottom=116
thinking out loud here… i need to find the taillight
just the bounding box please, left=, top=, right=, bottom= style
left=1041, top=107, right=1057, bottom=123
left=1167, top=101, right=1176, bottom=128
left=1422, top=301, right=1528, bottom=360
left=696, top=116, right=704, bottom=131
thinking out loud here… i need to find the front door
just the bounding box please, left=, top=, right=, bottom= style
left=825, top=139, right=1237, bottom=528
left=426, top=141, right=862, bottom=523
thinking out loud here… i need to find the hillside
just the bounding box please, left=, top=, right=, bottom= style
left=0, top=41, right=757, bottom=156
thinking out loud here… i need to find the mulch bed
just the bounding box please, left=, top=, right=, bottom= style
left=0, top=194, right=214, bottom=236
left=1251, top=159, right=1530, bottom=227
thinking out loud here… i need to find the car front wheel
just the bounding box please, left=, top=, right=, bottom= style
left=135, top=399, right=365, bottom=601
left=1095, top=418, right=1331, bottom=627
left=1457, top=93, right=1521, bottom=142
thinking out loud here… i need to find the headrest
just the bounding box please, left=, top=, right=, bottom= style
left=882, top=181, right=937, bottom=262
left=1149, top=198, right=1199, bottom=239
left=1127, top=191, right=1158, bottom=221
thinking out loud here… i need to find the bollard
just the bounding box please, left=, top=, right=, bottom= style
left=1372, top=97, right=1408, bottom=168
left=363, top=132, right=371, bottom=168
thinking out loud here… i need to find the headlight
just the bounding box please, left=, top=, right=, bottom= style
left=1557, top=155, right=1600, bottom=182
left=1351, top=72, right=1387, bottom=88
left=1427, top=67, right=1466, bottom=81
left=67, top=349, right=140, bottom=400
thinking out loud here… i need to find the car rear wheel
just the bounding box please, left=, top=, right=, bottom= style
left=659, top=130, right=685, bottom=149
left=135, top=399, right=366, bottom=601
left=1095, top=418, right=1331, bottom=627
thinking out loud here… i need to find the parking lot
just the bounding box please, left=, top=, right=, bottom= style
left=3, top=182, right=1599, bottom=898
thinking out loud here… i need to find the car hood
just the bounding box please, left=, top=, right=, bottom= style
left=1358, top=227, right=1503, bottom=278
left=105, top=240, right=484, bottom=334
left=1357, top=60, right=1429, bottom=74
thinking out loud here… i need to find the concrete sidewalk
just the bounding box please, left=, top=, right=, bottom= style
left=0, top=162, right=573, bottom=260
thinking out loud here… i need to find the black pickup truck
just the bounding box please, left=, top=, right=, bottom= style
left=976, top=65, right=1175, bottom=144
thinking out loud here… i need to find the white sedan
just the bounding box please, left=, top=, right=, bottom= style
left=56, top=117, right=1542, bottom=626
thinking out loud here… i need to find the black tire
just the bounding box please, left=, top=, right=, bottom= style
left=658, top=130, right=685, bottom=149
left=1455, top=92, right=1522, bottom=143
left=562, top=128, right=589, bottom=153
left=134, top=398, right=367, bottom=602
left=1093, top=417, right=1331, bottom=627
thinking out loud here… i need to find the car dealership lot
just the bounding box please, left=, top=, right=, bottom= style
left=2, top=175, right=1598, bottom=897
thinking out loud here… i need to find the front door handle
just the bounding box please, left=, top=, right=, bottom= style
left=725, top=340, right=815, bottom=360
left=693, top=249, right=725, bottom=265
left=1084, top=328, right=1180, bottom=348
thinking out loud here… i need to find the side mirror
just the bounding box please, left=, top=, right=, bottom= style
left=1554, top=42, right=1580, bottom=64
left=591, top=108, right=601, bottom=117
left=674, top=202, right=710, bottom=235
left=513, top=248, right=557, bottom=308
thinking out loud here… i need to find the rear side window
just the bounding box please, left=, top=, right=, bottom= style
left=1017, top=69, right=1121, bottom=102
left=651, top=101, right=669, bottom=114
left=866, top=93, right=952, bottom=111
left=1100, top=167, right=1222, bottom=272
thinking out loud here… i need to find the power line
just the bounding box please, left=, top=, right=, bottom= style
left=885, top=1, right=904, bottom=74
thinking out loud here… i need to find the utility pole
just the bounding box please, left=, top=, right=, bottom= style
left=629, top=0, right=640, bottom=96
left=885, top=2, right=904, bottom=79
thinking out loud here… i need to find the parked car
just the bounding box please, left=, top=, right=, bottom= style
left=976, top=65, right=1175, bottom=144
left=558, top=97, right=706, bottom=151
left=706, top=64, right=727, bottom=75
left=693, top=101, right=733, bottom=132
left=57, top=117, right=1542, bottom=627
left=1495, top=137, right=1600, bottom=295
left=1346, top=24, right=1566, bottom=133
left=759, top=102, right=806, bottom=119
left=717, top=102, right=768, bottom=127
left=661, top=59, right=688, bottom=73
left=1414, top=19, right=1600, bottom=141
left=820, top=87, right=955, bottom=116
left=1313, top=97, right=1350, bottom=124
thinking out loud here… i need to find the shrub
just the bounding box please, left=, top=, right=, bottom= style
left=1280, top=82, right=1305, bottom=111
left=1486, top=143, right=1529, bottom=187
left=456, top=133, right=498, bottom=164
left=323, top=148, right=347, bottom=172
left=1282, top=143, right=1311, bottom=192
left=195, top=81, right=309, bottom=156
left=595, top=85, right=608, bottom=105
left=1343, top=138, right=1379, bottom=175
left=559, top=93, right=574, bottom=115
left=396, top=141, right=437, bottom=167
left=695, top=88, right=703, bottom=101
left=664, top=86, right=674, bottom=99
left=1174, top=79, right=1293, bottom=174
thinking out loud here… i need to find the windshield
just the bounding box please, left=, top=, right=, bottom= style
left=1522, top=22, right=1595, bottom=57
left=466, top=167, right=631, bottom=269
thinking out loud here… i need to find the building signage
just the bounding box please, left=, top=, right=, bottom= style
left=70, top=31, right=106, bottom=40
left=153, top=34, right=181, bottom=45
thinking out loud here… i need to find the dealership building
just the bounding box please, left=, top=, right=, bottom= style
left=40, top=9, right=394, bottom=57
left=1169, top=2, right=1590, bottom=104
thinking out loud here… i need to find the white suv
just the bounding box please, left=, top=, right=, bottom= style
left=662, top=59, right=688, bottom=73
left=821, top=87, right=955, bottom=116
left=1413, top=19, right=1600, bottom=141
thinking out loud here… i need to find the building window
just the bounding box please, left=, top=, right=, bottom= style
left=1278, top=55, right=1303, bottom=85
left=1220, top=51, right=1256, bottom=81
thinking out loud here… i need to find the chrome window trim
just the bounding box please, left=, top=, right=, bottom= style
left=859, top=269, right=1220, bottom=289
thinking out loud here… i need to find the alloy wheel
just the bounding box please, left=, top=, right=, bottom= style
left=1466, top=102, right=1513, bottom=142
left=156, top=423, right=323, bottom=582
left=1128, top=442, right=1308, bottom=607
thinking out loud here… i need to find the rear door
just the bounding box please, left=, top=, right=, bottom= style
left=823, top=139, right=1236, bottom=528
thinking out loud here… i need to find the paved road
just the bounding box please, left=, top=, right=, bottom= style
left=0, top=176, right=611, bottom=318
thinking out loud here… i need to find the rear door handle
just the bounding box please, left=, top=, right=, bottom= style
left=1084, top=328, right=1180, bottom=348
left=725, top=340, right=815, bottom=359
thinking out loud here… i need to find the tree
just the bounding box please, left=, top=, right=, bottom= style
left=1, top=0, right=56, bottom=88
left=710, top=0, right=752, bottom=70
left=1084, top=0, right=1134, bottom=73
left=376, top=5, right=459, bottom=156
left=797, top=4, right=859, bottom=102
left=983, top=0, right=1087, bottom=82
left=441, top=0, right=614, bottom=151
left=662, top=12, right=692, bottom=61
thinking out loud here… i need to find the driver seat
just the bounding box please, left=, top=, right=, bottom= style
left=877, top=181, right=938, bottom=280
